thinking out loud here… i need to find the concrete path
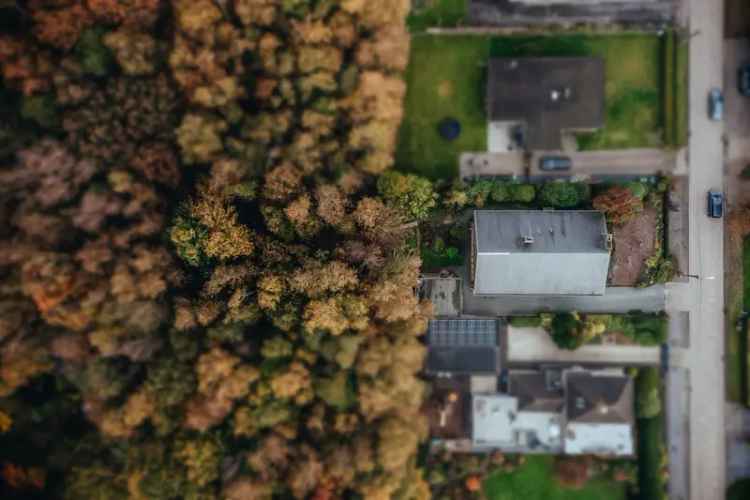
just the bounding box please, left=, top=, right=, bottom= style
left=507, top=325, right=661, bottom=365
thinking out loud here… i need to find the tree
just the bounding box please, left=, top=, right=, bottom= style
left=592, top=185, right=644, bottom=225
left=549, top=312, right=584, bottom=350
left=376, top=171, right=436, bottom=220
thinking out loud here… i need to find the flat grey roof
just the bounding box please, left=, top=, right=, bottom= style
left=487, top=57, right=605, bottom=150
left=473, top=210, right=611, bottom=295
left=426, top=319, right=501, bottom=374
left=475, top=210, right=609, bottom=254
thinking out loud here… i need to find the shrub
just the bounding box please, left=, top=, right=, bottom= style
left=636, top=367, right=662, bottom=418
left=466, top=180, right=493, bottom=207
left=605, top=313, right=667, bottom=346
left=490, top=181, right=510, bottom=203
left=625, top=181, right=649, bottom=199
left=508, top=183, right=536, bottom=203
left=539, top=181, right=588, bottom=208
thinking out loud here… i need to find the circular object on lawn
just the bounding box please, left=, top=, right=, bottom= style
left=438, top=118, right=461, bottom=141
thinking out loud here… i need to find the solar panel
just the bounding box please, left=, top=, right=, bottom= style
left=428, top=319, right=498, bottom=347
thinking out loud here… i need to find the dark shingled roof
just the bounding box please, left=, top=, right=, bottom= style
left=426, top=319, right=501, bottom=374
left=565, top=371, right=634, bottom=424
left=509, top=371, right=564, bottom=413
left=487, top=57, right=605, bottom=150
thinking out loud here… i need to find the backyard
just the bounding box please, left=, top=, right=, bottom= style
left=397, top=34, right=668, bottom=179
left=483, top=456, right=627, bottom=500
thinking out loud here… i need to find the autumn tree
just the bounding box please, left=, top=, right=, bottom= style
left=592, top=185, right=645, bottom=225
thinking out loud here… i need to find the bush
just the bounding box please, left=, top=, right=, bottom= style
left=466, top=180, right=493, bottom=207
left=377, top=171, right=436, bottom=220
left=605, top=313, right=668, bottom=346
left=625, top=181, right=649, bottom=199
left=490, top=181, right=510, bottom=203
left=539, top=181, right=589, bottom=208
left=636, top=367, right=662, bottom=418
left=629, top=313, right=668, bottom=345
left=508, top=183, right=536, bottom=203
left=509, top=316, right=543, bottom=328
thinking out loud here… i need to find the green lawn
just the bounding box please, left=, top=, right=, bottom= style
left=397, top=35, right=489, bottom=179
left=483, top=456, right=626, bottom=500
left=407, top=0, right=466, bottom=33
left=397, top=34, right=663, bottom=179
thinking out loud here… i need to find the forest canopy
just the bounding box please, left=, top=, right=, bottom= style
left=0, top=1, right=433, bottom=499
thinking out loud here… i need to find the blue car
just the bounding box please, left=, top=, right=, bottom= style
left=739, top=65, right=750, bottom=97
left=709, top=88, right=724, bottom=121
left=707, top=191, right=724, bottom=219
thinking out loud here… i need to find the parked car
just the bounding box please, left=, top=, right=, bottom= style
left=539, top=156, right=572, bottom=171
left=739, top=65, right=750, bottom=97
left=707, top=191, right=724, bottom=218
left=708, top=88, right=724, bottom=121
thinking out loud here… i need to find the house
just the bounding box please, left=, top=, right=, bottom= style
left=470, top=367, right=635, bottom=456
left=470, top=210, right=611, bottom=296
left=486, top=57, right=605, bottom=151
left=426, top=318, right=502, bottom=376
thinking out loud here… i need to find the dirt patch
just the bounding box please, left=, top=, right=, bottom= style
left=608, top=206, right=657, bottom=286
left=437, top=80, right=454, bottom=98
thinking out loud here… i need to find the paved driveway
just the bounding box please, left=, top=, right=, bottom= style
left=462, top=283, right=666, bottom=315
left=459, top=149, right=678, bottom=181
left=507, top=326, right=660, bottom=365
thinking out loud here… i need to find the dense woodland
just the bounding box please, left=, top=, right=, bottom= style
left=0, top=1, right=436, bottom=498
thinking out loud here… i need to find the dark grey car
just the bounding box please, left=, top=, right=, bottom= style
left=539, top=156, right=572, bottom=171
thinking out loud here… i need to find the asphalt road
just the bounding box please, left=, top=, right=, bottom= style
left=680, top=0, right=727, bottom=498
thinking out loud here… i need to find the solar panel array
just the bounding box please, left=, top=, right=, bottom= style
left=428, top=319, right=498, bottom=347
